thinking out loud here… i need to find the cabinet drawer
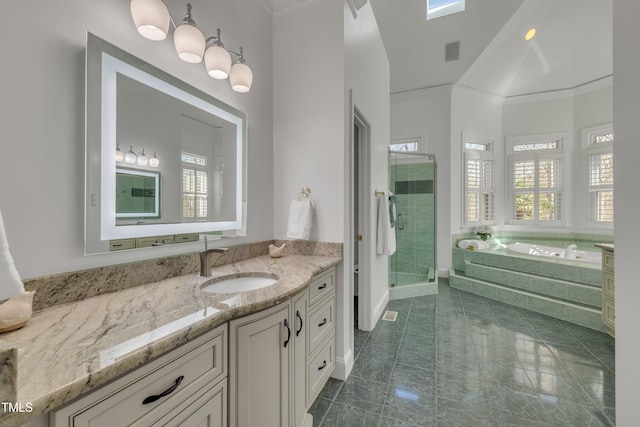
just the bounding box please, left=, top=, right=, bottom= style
left=603, top=271, right=615, bottom=297
left=307, top=334, right=335, bottom=407
left=308, top=297, right=335, bottom=354
left=52, top=324, right=226, bottom=427
left=603, top=250, right=614, bottom=271
left=603, top=295, right=615, bottom=329
left=309, top=268, right=335, bottom=306
left=109, top=239, right=135, bottom=251
left=175, top=233, right=199, bottom=243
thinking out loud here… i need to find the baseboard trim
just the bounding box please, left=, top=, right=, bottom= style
left=332, top=348, right=354, bottom=381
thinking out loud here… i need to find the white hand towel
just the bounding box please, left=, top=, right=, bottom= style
left=376, top=192, right=396, bottom=256
left=0, top=209, right=25, bottom=301
left=287, top=198, right=313, bottom=240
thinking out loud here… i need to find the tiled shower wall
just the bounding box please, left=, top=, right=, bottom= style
left=389, top=161, right=436, bottom=276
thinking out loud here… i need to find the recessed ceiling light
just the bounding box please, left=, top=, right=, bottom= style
left=525, top=28, right=537, bottom=41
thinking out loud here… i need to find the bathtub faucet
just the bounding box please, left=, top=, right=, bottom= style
left=564, top=244, right=577, bottom=259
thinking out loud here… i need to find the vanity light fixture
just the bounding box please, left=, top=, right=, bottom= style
left=118, top=145, right=160, bottom=168
left=129, top=1, right=253, bottom=92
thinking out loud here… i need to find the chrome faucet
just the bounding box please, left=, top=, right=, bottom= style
left=200, top=236, right=229, bottom=276
left=200, top=247, right=229, bottom=276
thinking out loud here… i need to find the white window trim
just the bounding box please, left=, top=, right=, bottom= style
left=506, top=133, right=566, bottom=226
left=583, top=123, right=613, bottom=228
left=463, top=136, right=495, bottom=228
left=390, top=136, right=423, bottom=153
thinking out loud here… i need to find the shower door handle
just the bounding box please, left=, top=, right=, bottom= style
left=397, top=213, right=405, bottom=230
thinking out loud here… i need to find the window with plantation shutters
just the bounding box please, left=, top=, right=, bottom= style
left=464, top=139, right=495, bottom=227
left=507, top=134, right=564, bottom=225
left=181, top=152, right=208, bottom=220
left=585, top=126, right=613, bottom=225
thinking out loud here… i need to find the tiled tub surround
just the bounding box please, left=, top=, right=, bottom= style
left=0, top=241, right=341, bottom=425
left=453, top=231, right=613, bottom=252
left=450, top=244, right=606, bottom=332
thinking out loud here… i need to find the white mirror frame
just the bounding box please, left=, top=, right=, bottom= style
left=85, top=33, right=247, bottom=253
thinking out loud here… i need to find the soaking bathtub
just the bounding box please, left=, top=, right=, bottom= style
left=506, top=242, right=602, bottom=265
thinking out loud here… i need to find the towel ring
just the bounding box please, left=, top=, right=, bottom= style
left=294, top=187, right=311, bottom=200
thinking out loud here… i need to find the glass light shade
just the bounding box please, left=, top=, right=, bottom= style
left=115, top=144, right=125, bottom=162
left=149, top=152, right=160, bottom=167
left=174, top=24, right=206, bottom=63
left=525, top=28, right=537, bottom=41
left=124, top=147, right=137, bottom=164
left=204, top=45, right=232, bottom=79
left=130, top=0, right=170, bottom=41
left=229, top=63, right=253, bottom=93
left=137, top=150, right=149, bottom=166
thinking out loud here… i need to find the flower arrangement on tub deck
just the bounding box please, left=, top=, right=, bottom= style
left=474, top=225, right=494, bottom=241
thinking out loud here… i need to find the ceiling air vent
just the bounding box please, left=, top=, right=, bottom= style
left=445, top=41, right=460, bottom=62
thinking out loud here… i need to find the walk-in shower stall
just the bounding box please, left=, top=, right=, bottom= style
left=388, top=151, right=438, bottom=300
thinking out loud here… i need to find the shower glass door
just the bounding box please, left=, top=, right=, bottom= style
left=389, top=151, right=437, bottom=288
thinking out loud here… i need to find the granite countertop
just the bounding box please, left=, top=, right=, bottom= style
left=0, top=253, right=341, bottom=425
left=594, top=243, right=614, bottom=251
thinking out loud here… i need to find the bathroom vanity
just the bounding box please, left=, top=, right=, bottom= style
left=0, top=250, right=340, bottom=427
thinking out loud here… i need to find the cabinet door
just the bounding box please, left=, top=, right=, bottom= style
left=229, top=301, right=291, bottom=427
left=292, top=289, right=308, bottom=427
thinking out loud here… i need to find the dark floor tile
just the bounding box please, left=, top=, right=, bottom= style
left=435, top=370, right=484, bottom=401
left=308, top=397, right=332, bottom=427
left=539, top=397, right=613, bottom=427
left=381, top=383, right=437, bottom=426
left=319, top=401, right=381, bottom=427
left=484, top=386, right=550, bottom=425
left=335, top=375, right=388, bottom=415
left=377, top=415, right=423, bottom=426
left=318, top=377, right=344, bottom=401
left=525, top=369, right=594, bottom=404
left=354, top=329, right=370, bottom=356
left=436, top=396, right=494, bottom=427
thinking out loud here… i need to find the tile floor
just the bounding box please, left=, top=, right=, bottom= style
left=309, top=281, right=615, bottom=426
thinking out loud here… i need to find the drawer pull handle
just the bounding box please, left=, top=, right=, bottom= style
left=142, top=376, right=184, bottom=405
left=318, top=360, right=327, bottom=371
left=318, top=283, right=327, bottom=290
left=296, top=310, right=303, bottom=337
left=284, top=319, right=291, bottom=348
left=318, top=318, right=327, bottom=327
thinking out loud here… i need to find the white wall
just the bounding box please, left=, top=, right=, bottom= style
left=273, top=0, right=345, bottom=243
left=344, top=2, right=391, bottom=334
left=0, top=0, right=274, bottom=279
left=613, top=2, right=640, bottom=424
left=390, top=86, right=452, bottom=276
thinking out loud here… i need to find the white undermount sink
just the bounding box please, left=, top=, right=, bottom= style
left=201, top=274, right=279, bottom=294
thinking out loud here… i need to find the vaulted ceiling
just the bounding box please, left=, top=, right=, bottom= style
left=370, top=0, right=613, bottom=97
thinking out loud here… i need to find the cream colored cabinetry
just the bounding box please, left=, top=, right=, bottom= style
left=229, top=299, right=292, bottom=427
left=601, top=247, right=615, bottom=337
left=50, top=324, right=227, bottom=427
left=305, top=269, right=335, bottom=408
left=229, top=267, right=336, bottom=427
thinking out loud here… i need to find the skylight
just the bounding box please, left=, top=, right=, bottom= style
left=427, top=0, right=465, bottom=20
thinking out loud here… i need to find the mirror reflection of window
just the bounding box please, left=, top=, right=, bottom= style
left=181, top=152, right=208, bottom=220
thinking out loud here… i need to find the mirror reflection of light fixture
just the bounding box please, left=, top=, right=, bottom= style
left=129, top=1, right=253, bottom=92
left=149, top=151, right=160, bottom=168
left=118, top=145, right=160, bottom=167
left=115, top=143, right=125, bottom=162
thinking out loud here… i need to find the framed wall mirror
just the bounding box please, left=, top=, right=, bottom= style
left=85, top=33, right=247, bottom=254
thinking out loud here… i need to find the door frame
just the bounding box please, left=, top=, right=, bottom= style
left=349, top=92, right=372, bottom=331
